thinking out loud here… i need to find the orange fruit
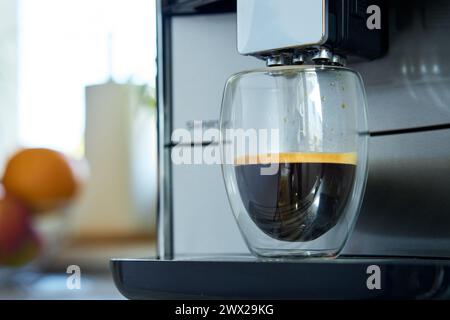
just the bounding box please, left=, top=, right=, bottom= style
left=2, top=148, right=81, bottom=213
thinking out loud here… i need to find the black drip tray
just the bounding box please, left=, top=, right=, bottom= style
left=110, top=255, right=450, bottom=299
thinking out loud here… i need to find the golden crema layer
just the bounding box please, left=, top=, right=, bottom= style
left=234, top=152, right=358, bottom=166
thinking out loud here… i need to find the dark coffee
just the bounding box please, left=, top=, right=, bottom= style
left=234, top=153, right=356, bottom=242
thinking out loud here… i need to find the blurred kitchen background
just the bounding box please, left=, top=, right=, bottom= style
left=0, top=0, right=157, bottom=299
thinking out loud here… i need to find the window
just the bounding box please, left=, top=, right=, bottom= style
left=17, top=0, right=157, bottom=158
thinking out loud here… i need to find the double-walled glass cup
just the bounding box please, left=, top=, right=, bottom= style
left=220, top=65, right=369, bottom=258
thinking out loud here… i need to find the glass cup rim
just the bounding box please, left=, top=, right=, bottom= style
left=226, top=64, right=361, bottom=83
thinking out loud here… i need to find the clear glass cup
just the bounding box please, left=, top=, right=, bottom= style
left=220, top=65, right=369, bottom=258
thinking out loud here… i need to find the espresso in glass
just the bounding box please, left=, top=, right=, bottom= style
left=234, top=152, right=357, bottom=242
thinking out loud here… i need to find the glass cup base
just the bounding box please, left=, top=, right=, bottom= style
left=250, top=247, right=342, bottom=260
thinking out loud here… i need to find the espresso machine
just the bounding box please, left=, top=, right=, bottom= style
left=112, top=0, right=450, bottom=299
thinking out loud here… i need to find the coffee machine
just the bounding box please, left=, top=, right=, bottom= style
left=112, top=0, right=450, bottom=299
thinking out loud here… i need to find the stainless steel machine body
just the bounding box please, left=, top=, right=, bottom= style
left=159, top=0, right=450, bottom=259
